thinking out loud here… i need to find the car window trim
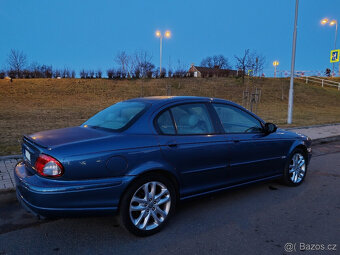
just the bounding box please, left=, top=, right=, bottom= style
left=154, top=109, right=177, bottom=135
left=205, top=102, right=226, bottom=134
left=211, top=102, right=265, bottom=134
left=168, top=109, right=178, bottom=134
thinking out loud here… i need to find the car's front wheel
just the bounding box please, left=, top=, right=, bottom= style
left=282, top=149, right=307, bottom=186
left=119, top=174, right=176, bottom=236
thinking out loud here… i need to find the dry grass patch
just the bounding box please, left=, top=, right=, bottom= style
left=1, top=77, right=340, bottom=155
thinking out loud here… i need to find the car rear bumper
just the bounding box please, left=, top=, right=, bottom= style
left=14, top=161, right=134, bottom=217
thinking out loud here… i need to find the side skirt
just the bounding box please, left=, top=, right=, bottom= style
left=180, top=174, right=283, bottom=200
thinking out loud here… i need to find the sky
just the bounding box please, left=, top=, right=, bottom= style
left=1, top=0, right=339, bottom=76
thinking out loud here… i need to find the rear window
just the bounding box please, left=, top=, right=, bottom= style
left=83, top=101, right=148, bottom=131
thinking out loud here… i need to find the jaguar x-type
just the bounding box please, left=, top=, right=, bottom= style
left=15, top=96, right=312, bottom=236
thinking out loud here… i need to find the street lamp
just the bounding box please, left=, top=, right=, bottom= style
left=273, top=61, right=279, bottom=77
left=155, top=30, right=171, bottom=76
left=321, top=17, right=338, bottom=75
left=287, top=0, right=299, bottom=124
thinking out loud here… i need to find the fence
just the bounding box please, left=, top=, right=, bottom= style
left=297, top=76, right=340, bottom=91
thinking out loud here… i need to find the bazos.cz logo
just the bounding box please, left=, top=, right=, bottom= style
left=284, top=242, right=337, bottom=252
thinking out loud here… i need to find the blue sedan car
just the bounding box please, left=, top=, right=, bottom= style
left=15, top=96, right=312, bottom=236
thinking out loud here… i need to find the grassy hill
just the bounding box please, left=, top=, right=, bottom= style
left=1, top=77, right=340, bottom=155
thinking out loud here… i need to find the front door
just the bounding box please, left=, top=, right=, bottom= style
left=155, top=103, right=231, bottom=196
left=212, top=103, right=290, bottom=184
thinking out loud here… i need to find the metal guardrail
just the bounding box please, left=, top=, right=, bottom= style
left=296, top=76, right=340, bottom=90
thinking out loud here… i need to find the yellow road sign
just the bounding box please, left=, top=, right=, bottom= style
left=330, top=49, right=340, bottom=63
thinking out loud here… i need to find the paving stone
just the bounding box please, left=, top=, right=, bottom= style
left=0, top=159, right=18, bottom=191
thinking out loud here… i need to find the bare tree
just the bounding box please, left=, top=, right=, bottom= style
left=0, top=70, right=5, bottom=79
left=247, top=51, right=265, bottom=77
left=7, top=49, right=27, bottom=78
left=213, top=55, right=231, bottom=69
left=80, top=69, right=87, bottom=79
left=107, top=69, right=116, bottom=79
left=27, top=63, right=53, bottom=78
left=53, top=69, right=61, bottom=78
left=23, top=69, right=30, bottom=78
left=201, top=55, right=231, bottom=69
left=168, top=69, right=173, bottom=78
left=201, top=56, right=213, bottom=68
left=115, top=51, right=130, bottom=78
left=154, top=68, right=166, bottom=78
left=89, top=70, right=95, bottom=79
left=133, top=50, right=154, bottom=78
left=173, top=59, right=187, bottom=78
left=8, top=70, right=16, bottom=79
left=234, top=49, right=250, bottom=82
left=62, top=68, right=70, bottom=78
left=29, top=62, right=39, bottom=78
left=96, top=70, right=102, bottom=78
left=160, top=68, right=166, bottom=78
left=43, top=65, right=53, bottom=78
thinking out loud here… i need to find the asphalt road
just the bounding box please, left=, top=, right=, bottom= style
left=0, top=142, right=340, bottom=255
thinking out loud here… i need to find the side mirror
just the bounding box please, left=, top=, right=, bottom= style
left=264, top=122, right=277, bottom=134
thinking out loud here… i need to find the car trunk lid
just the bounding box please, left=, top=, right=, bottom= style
left=25, top=126, right=114, bottom=148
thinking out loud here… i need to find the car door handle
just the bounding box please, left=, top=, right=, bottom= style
left=233, top=140, right=240, bottom=143
left=167, top=142, right=178, bottom=148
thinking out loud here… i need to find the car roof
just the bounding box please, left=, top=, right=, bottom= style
left=126, top=96, right=230, bottom=106
left=124, top=96, right=266, bottom=134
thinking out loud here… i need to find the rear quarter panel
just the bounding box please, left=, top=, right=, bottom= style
left=50, top=134, right=176, bottom=180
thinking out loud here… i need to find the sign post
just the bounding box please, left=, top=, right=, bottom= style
left=330, top=50, right=340, bottom=76
left=330, top=49, right=340, bottom=63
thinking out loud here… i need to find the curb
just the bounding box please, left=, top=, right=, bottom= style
left=284, top=123, right=340, bottom=130
left=312, top=135, right=340, bottom=145
left=0, top=155, right=21, bottom=160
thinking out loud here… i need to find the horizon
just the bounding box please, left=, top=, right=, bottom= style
left=1, top=0, right=340, bottom=77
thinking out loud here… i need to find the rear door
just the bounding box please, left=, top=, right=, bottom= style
left=155, top=102, right=231, bottom=196
left=212, top=103, right=291, bottom=183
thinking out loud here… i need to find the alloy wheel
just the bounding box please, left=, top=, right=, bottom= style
left=288, top=153, right=306, bottom=184
left=129, top=181, right=171, bottom=231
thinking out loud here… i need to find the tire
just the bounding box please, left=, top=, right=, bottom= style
left=119, top=173, right=177, bottom=236
left=282, top=149, right=308, bottom=186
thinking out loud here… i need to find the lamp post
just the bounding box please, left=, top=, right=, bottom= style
left=155, top=30, right=171, bottom=76
left=273, top=61, right=279, bottom=77
left=287, top=0, right=299, bottom=124
left=321, top=18, right=338, bottom=75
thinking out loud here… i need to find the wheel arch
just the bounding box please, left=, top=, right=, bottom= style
left=287, top=140, right=308, bottom=158
left=118, top=168, right=180, bottom=211
left=294, top=144, right=308, bottom=157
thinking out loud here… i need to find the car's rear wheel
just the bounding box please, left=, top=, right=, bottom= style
left=119, top=173, right=176, bottom=236
left=282, top=149, right=307, bottom=186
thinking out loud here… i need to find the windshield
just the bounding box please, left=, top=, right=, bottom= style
left=83, top=101, right=148, bottom=131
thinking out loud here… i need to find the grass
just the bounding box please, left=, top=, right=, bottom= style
left=1, top=77, right=340, bottom=155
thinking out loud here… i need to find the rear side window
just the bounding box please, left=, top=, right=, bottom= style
left=83, top=101, right=147, bottom=131
left=213, top=103, right=263, bottom=133
left=156, top=110, right=176, bottom=134
left=171, top=103, right=214, bottom=135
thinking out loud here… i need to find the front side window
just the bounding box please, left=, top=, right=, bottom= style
left=213, top=103, right=263, bottom=133
left=170, top=103, right=214, bottom=135
left=83, top=101, right=147, bottom=131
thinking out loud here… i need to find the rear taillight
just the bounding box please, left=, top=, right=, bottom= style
left=35, top=154, right=64, bottom=177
